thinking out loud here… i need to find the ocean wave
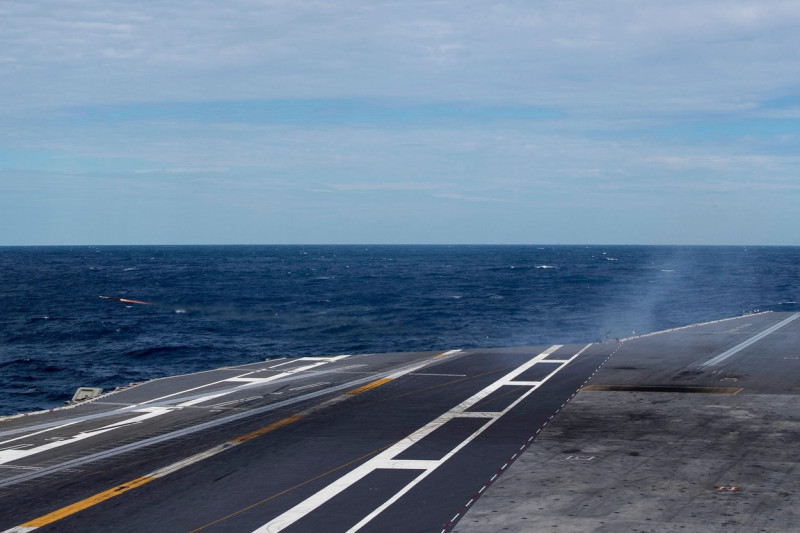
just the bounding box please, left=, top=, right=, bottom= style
left=125, top=345, right=205, bottom=359
left=318, top=323, right=360, bottom=335
left=3, top=244, right=800, bottom=415
left=0, top=358, right=67, bottom=375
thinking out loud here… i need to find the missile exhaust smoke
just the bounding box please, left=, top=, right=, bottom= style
left=99, top=295, right=154, bottom=306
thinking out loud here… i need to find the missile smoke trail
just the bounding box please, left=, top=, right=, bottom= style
left=99, top=295, right=153, bottom=306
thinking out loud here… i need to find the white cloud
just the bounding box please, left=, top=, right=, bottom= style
left=1, top=0, right=799, bottom=244
left=134, top=167, right=228, bottom=174
left=325, top=182, right=442, bottom=192
left=1, top=0, right=799, bottom=112
left=433, top=192, right=511, bottom=203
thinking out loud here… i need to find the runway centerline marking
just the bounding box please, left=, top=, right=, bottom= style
left=699, top=313, right=800, bottom=368
left=255, top=343, right=593, bottom=533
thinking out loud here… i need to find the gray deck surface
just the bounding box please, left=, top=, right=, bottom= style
left=456, top=312, right=800, bottom=533
left=0, top=312, right=797, bottom=532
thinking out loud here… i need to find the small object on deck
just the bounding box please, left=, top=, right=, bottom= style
left=71, top=387, right=103, bottom=403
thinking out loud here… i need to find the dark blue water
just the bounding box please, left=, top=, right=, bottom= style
left=1, top=245, right=798, bottom=415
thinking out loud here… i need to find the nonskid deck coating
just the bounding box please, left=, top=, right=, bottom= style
left=455, top=311, right=800, bottom=532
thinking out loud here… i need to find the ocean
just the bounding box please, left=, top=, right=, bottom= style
left=1, top=245, right=798, bottom=416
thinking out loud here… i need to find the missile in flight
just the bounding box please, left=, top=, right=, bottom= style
left=99, top=295, right=153, bottom=306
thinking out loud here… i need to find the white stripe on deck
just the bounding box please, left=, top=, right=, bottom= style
left=175, top=361, right=335, bottom=407
left=0, top=353, right=457, bottom=495
left=699, top=313, right=800, bottom=368
left=0, top=408, right=171, bottom=465
left=255, top=343, right=593, bottom=533
left=0, top=357, right=349, bottom=465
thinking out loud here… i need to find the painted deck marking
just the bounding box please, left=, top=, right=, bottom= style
left=256, top=344, right=593, bottom=533
left=441, top=344, right=620, bottom=533
left=20, top=476, right=154, bottom=528
left=0, top=350, right=456, bottom=532
left=0, top=357, right=351, bottom=465
left=288, top=382, right=330, bottom=392
left=231, top=416, right=304, bottom=444
left=0, top=358, right=344, bottom=445
left=408, top=373, right=467, bottom=377
left=699, top=313, right=800, bottom=368
left=0, top=408, right=170, bottom=465
left=346, top=378, right=393, bottom=396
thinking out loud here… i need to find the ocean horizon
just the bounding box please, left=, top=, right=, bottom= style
left=2, top=244, right=798, bottom=415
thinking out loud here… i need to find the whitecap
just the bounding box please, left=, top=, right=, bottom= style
left=535, top=265, right=556, bottom=269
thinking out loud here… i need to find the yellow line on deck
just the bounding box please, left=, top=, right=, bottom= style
left=16, top=414, right=307, bottom=529
left=346, top=377, right=393, bottom=396
left=12, top=369, right=411, bottom=530
left=22, top=476, right=155, bottom=527
left=231, top=414, right=304, bottom=443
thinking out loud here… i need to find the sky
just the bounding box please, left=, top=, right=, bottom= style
left=1, top=0, right=799, bottom=245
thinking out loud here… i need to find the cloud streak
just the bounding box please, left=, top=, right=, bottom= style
left=1, top=1, right=799, bottom=244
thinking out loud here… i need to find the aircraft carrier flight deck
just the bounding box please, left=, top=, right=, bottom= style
left=1, top=312, right=798, bottom=532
